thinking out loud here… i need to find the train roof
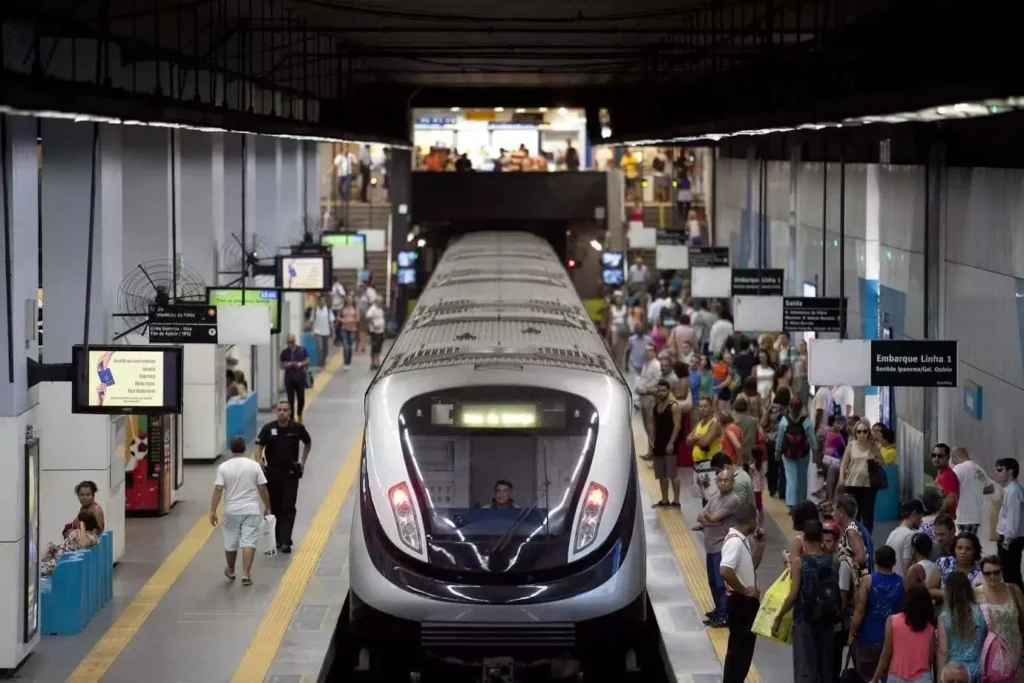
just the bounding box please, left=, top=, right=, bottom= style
left=374, top=231, right=622, bottom=383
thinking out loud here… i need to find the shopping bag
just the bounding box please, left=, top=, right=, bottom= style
left=258, top=515, right=277, bottom=555
left=990, top=498, right=1003, bottom=543
left=751, top=569, right=793, bottom=645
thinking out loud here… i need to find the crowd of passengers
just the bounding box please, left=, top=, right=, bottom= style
left=596, top=258, right=1024, bottom=682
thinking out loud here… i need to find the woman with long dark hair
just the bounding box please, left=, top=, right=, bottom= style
left=868, top=583, right=936, bottom=683
left=938, top=570, right=987, bottom=682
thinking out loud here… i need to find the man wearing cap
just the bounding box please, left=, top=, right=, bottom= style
left=885, top=499, right=925, bottom=576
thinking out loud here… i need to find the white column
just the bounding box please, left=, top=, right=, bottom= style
left=178, top=131, right=224, bottom=461
left=863, top=165, right=882, bottom=425
left=38, top=120, right=125, bottom=565
left=0, top=114, right=42, bottom=668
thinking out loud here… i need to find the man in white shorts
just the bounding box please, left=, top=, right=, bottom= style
left=210, top=436, right=271, bottom=586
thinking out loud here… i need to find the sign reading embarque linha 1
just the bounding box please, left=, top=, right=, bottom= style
left=870, top=340, right=958, bottom=388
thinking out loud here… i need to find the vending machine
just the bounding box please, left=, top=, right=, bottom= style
left=124, top=414, right=180, bottom=515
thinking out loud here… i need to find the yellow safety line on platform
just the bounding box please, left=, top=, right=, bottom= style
left=631, top=420, right=763, bottom=683
left=67, top=351, right=346, bottom=683
left=230, top=430, right=363, bottom=682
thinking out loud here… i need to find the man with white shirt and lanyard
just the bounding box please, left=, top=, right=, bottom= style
left=995, top=457, right=1024, bottom=589
left=720, top=503, right=764, bottom=682
left=951, top=446, right=995, bottom=535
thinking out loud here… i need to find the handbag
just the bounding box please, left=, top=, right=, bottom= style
left=868, top=460, right=888, bottom=490
left=305, top=367, right=315, bottom=389
left=838, top=650, right=863, bottom=683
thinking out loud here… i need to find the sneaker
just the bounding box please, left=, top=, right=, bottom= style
left=652, top=501, right=670, bottom=508
left=241, top=576, right=252, bottom=586
left=669, top=501, right=681, bottom=508
left=280, top=544, right=292, bottom=554
left=703, top=616, right=728, bottom=628
left=224, top=568, right=236, bottom=581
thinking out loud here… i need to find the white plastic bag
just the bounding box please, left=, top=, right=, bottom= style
left=258, top=515, right=277, bottom=555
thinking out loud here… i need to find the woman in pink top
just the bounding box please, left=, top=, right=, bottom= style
left=649, top=318, right=667, bottom=353
left=869, top=583, right=936, bottom=683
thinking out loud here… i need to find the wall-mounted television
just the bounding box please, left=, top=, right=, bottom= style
left=601, top=251, right=624, bottom=269
left=71, top=345, right=184, bottom=415
left=206, top=287, right=282, bottom=334
left=602, top=268, right=624, bottom=286
left=276, top=255, right=331, bottom=292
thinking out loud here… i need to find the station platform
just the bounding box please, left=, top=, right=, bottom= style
left=15, top=350, right=812, bottom=683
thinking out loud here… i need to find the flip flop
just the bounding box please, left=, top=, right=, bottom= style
left=241, top=576, right=252, bottom=586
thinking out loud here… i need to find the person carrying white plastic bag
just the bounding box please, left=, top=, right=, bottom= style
left=258, top=515, right=278, bottom=556
left=209, top=436, right=273, bottom=586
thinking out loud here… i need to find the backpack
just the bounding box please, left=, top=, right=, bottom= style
left=781, top=418, right=810, bottom=460
left=805, top=556, right=842, bottom=626
left=981, top=603, right=1018, bottom=682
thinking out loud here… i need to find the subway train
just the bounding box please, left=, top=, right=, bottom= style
left=345, top=231, right=648, bottom=681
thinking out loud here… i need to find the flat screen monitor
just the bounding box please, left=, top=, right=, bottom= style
left=71, top=344, right=184, bottom=415
left=277, top=255, right=331, bottom=291
left=397, top=268, right=416, bottom=285
left=206, top=288, right=282, bottom=334
left=601, top=251, right=624, bottom=269
left=320, top=232, right=365, bottom=247
left=397, top=251, right=417, bottom=268
left=602, top=268, right=624, bottom=286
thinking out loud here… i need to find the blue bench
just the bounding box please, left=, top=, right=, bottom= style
left=225, top=391, right=258, bottom=448
left=40, top=530, right=113, bottom=635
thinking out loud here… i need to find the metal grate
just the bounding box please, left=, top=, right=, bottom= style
left=421, top=622, right=575, bottom=650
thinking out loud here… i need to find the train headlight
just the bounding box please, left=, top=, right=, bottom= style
left=573, top=482, right=608, bottom=553
left=389, top=482, right=423, bottom=553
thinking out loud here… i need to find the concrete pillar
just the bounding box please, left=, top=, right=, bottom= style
left=388, top=149, right=412, bottom=327
left=249, top=135, right=280, bottom=410
left=178, top=131, right=225, bottom=461
left=0, top=114, right=42, bottom=669
left=38, top=120, right=125, bottom=566
left=303, top=142, right=318, bottom=231
left=862, top=166, right=882, bottom=424
left=121, top=127, right=173, bottom=276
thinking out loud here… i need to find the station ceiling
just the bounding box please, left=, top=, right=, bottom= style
left=6, top=0, right=1024, bottom=144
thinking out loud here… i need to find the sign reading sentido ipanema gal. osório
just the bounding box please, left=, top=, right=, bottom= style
left=870, top=339, right=958, bottom=388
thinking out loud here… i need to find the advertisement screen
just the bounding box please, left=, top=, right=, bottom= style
left=206, top=288, right=281, bottom=334
left=601, top=251, right=624, bottom=269
left=602, top=268, right=624, bottom=286
left=72, top=345, right=184, bottom=415
left=24, top=437, right=39, bottom=643
left=397, top=268, right=416, bottom=285
left=397, top=251, right=417, bottom=268
left=278, top=255, right=330, bottom=291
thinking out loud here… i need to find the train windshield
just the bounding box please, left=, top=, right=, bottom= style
left=398, top=388, right=598, bottom=574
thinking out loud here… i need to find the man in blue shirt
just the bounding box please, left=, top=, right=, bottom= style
left=996, top=457, right=1024, bottom=589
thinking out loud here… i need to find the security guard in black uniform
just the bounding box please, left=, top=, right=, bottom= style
left=254, top=400, right=312, bottom=553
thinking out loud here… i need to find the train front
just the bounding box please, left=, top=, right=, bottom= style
left=348, top=372, right=646, bottom=679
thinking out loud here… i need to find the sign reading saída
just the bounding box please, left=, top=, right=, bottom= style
left=782, top=297, right=846, bottom=332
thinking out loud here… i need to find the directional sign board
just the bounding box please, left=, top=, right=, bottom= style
left=149, top=304, right=218, bottom=344
left=732, top=269, right=784, bottom=297
left=783, top=297, right=847, bottom=333
left=688, top=246, right=729, bottom=268
left=870, top=340, right=958, bottom=388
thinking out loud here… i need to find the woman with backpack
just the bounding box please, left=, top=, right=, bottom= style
left=849, top=546, right=906, bottom=680
left=774, top=397, right=818, bottom=510
left=972, top=555, right=1024, bottom=682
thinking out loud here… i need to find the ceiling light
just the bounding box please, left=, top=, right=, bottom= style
left=539, top=107, right=548, bottom=113
left=589, top=240, right=603, bottom=252
left=558, top=107, right=568, bottom=116
left=450, top=107, right=460, bottom=112
left=515, top=108, right=526, bottom=114
left=417, top=238, right=426, bottom=248
left=494, top=107, right=505, bottom=112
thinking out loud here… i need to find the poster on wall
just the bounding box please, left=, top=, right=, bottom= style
left=24, top=436, right=40, bottom=643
